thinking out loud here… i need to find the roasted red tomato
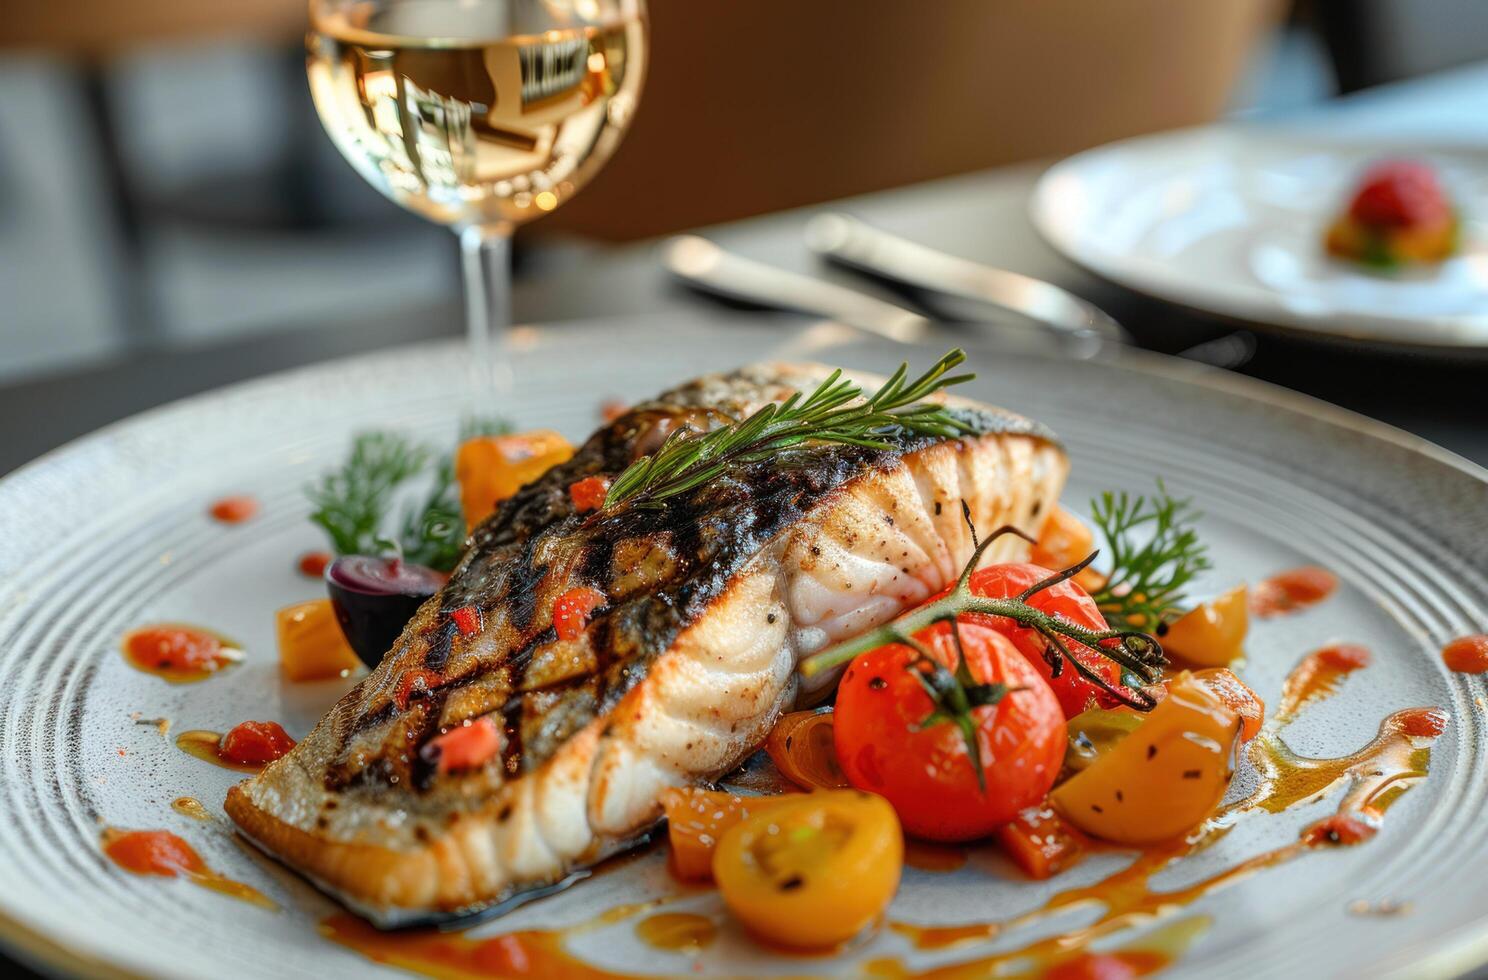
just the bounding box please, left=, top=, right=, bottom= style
left=834, top=619, right=1064, bottom=842
left=938, top=563, right=1130, bottom=717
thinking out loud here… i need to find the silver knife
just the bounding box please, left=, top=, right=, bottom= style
left=662, top=235, right=931, bottom=344
left=805, top=213, right=1129, bottom=346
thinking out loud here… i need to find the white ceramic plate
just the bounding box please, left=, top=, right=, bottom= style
left=2, top=316, right=1487, bottom=979
left=1030, top=126, right=1488, bottom=348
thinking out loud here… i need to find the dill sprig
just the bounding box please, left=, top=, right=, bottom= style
left=307, top=417, right=510, bottom=572
left=1087, top=482, right=1211, bottom=633
left=307, top=432, right=432, bottom=557
left=398, top=416, right=511, bottom=570
left=605, top=349, right=977, bottom=510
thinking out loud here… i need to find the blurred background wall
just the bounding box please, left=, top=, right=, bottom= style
left=0, top=0, right=1483, bottom=383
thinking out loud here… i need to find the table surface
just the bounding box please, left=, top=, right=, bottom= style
left=2, top=58, right=1487, bottom=980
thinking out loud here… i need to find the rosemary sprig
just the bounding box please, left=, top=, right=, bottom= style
left=800, top=525, right=1167, bottom=711
left=1087, top=482, right=1211, bottom=633
left=604, top=349, right=977, bottom=509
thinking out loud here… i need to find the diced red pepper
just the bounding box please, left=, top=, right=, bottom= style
left=994, top=805, right=1090, bottom=880
left=395, top=669, right=443, bottom=710
left=449, top=606, right=482, bottom=636
left=553, top=587, right=606, bottom=641
left=219, top=721, right=296, bottom=766
left=429, top=717, right=502, bottom=774
left=568, top=476, right=612, bottom=513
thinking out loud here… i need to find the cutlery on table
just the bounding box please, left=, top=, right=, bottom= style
left=805, top=213, right=1255, bottom=369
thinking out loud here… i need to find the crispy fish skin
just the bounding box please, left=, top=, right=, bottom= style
left=226, top=363, right=1067, bottom=926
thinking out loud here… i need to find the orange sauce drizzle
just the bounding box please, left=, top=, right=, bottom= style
left=879, top=647, right=1445, bottom=976
left=101, top=828, right=274, bottom=908
left=870, top=914, right=1210, bottom=979
left=1272, top=643, right=1371, bottom=725
left=634, top=912, right=718, bottom=953
left=320, top=901, right=662, bottom=980
left=171, top=797, right=211, bottom=821
left=1442, top=635, right=1488, bottom=674
left=1250, top=566, right=1338, bottom=618
left=174, top=730, right=262, bottom=773
left=121, top=623, right=243, bottom=683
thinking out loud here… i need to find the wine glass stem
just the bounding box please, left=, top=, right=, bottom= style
left=458, top=222, right=514, bottom=406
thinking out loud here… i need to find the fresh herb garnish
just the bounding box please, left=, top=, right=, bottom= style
left=307, top=417, right=510, bottom=572
left=1087, top=482, right=1211, bottom=633
left=605, top=349, right=976, bottom=510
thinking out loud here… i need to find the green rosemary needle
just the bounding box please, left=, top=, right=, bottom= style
left=604, top=349, right=977, bottom=509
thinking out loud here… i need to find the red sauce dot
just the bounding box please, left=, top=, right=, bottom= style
left=1397, top=707, right=1450, bottom=738
left=103, top=829, right=205, bottom=877
left=1317, top=643, right=1372, bottom=671
left=1442, top=635, right=1488, bottom=675
left=1251, top=566, right=1338, bottom=618
left=219, top=721, right=296, bottom=766
left=1045, top=952, right=1149, bottom=980
left=209, top=495, right=259, bottom=524
left=122, top=624, right=237, bottom=681
left=297, top=551, right=332, bottom=577
left=1303, top=814, right=1377, bottom=847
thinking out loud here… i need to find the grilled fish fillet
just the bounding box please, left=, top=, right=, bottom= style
left=226, top=362, right=1067, bottom=926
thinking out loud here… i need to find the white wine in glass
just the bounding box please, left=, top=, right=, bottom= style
left=307, top=0, right=648, bottom=393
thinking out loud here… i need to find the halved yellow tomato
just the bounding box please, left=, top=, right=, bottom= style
left=1163, top=586, right=1249, bottom=667
left=713, top=790, right=902, bottom=949
left=659, top=788, right=795, bottom=882
left=1051, top=672, right=1240, bottom=844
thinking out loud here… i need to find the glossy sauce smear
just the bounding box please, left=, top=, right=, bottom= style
left=873, top=644, right=1444, bottom=977
left=121, top=624, right=243, bottom=683
left=102, top=828, right=274, bottom=909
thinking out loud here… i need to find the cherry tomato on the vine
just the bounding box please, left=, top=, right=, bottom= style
left=950, top=562, right=1133, bottom=717
left=834, top=620, right=1064, bottom=842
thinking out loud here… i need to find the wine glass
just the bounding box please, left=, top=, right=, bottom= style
left=307, top=0, right=648, bottom=396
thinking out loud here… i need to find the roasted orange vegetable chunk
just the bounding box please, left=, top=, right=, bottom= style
left=1051, top=672, right=1240, bottom=844
left=995, top=804, right=1090, bottom=880
left=456, top=431, right=573, bottom=529
left=276, top=598, right=362, bottom=681
left=660, top=788, right=796, bottom=882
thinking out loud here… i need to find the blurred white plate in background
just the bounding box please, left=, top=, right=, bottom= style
left=1031, top=126, right=1488, bottom=348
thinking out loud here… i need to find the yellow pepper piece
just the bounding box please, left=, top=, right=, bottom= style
left=1051, top=672, right=1240, bottom=844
